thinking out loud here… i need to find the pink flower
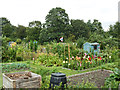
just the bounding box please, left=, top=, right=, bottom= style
left=80, top=63, right=82, bottom=67
left=94, top=55, right=96, bottom=58
left=76, top=56, right=81, bottom=60
left=83, top=56, right=86, bottom=59
left=33, top=58, right=34, bottom=61
left=84, top=53, right=87, bottom=56
left=77, top=62, right=79, bottom=66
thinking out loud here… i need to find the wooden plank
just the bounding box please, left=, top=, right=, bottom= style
left=3, top=75, right=14, bottom=88
left=19, top=80, right=40, bottom=88
left=17, top=77, right=40, bottom=83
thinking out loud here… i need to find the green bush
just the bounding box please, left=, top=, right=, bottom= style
left=6, top=37, right=12, bottom=42
left=37, top=54, right=63, bottom=66
left=31, top=66, right=59, bottom=88
left=16, top=38, right=22, bottom=44
left=103, top=68, right=120, bottom=88
left=16, top=56, right=23, bottom=61
left=76, top=38, right=85, bottom=48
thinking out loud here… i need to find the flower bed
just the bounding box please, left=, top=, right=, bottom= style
left=63, top=52, right=112, bottom=70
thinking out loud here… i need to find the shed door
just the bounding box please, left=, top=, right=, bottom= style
left=93, top=45, right=97, bottom=50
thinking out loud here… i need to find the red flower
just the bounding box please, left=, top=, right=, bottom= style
left=92, top=55, right=94, bottom=59
left=81, top=58, right=83, bottom=60
left=89, top=57, right=91, bottom=61
left=90, top=62, right=92, bottom=64
left=98, top=57, right=102, bottom=60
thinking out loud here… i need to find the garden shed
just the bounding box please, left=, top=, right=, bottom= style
left=83, top=42, right=100, bottom=55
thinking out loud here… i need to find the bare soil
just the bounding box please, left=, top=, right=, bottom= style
left=67, top=69, right=113, bottom=88
left=6, top=72, right=32, bottom=80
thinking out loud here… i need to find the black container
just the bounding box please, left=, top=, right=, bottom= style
left=49, top=72, right=67, bottom=88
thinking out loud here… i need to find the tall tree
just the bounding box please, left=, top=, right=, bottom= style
left=26, top=21, right=42, bottom=41
left=108, top=22, right=120, bottom=48
left=1, top=17, right=13, bottom=37
left=16, top=25, right=26, bottom=40
left=45, top=7, right=70, bottom=42
left=92, top=19, right=104, bottom=34
left=70, top=19, right=90, bottom=40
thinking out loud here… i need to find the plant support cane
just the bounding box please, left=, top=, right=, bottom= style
left=68, top=44, right=70, bottom=63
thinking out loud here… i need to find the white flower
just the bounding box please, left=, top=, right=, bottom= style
left=68, top=63, right=70, bottom=66
left=66, top=58, right=68, bottom=60
left=63, top=61, right=65, bottom=63
left=109, top=56, right=111, bottom=59
left=88, top=56, right=90, bottom=58
left=66, top=61, right=68, bottom=63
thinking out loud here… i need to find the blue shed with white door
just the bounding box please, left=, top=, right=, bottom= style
left=83, top=42, right=100, bottom=55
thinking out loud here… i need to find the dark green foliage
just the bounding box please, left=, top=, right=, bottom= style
left=26, top=21, right=42, bottom=41
left=31, top=66, right=59, bottom=88
left=76, top=38, right=85, bottom=48
left=42, top=7, right=69, bottom=43
left=34, top=40, right=38, bottom=52
left=2, top=63, right=29, bottom=73
left=16, top=56, right=23, bottom=61
left=16, top=38, right=22, bottom=44
left=2, top=36, right=17, bottom=62
left=30, top=40, right=33, bottom=51
left=103, top=68, right=120, bottom=88
left=71, top=19, right=90, bottom=40
left=16, top=25, right=26, bottom=39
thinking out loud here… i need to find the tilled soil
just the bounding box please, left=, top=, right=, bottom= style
left=67, top=69, right=113, bottom=88
left=6, top=72, right=32, bottom=80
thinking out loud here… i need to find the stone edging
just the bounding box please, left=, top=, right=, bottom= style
left=67, top=69, right=113, bottom=78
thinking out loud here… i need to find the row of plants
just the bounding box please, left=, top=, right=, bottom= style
left=2, top=63, right=30, bottom=73
left=27, top=40, right=38, bottom=52
left=63, top=48, right=119, bottom=70
left=36, top=53, right=63, bottom=67
left=2, top=36, right=39, bottom=62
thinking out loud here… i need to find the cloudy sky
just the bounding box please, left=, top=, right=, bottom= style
left=0, top=0, right=120, bottom=31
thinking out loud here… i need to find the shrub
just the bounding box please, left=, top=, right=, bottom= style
left=16, top=38, right=22, bottom=44
left=16, top=56, right=23, bottom=61
left=37, top=54, right=63, bottom=66
left=103, top=68, right=120, bottom=88
left=76, top=38, right=85, bottom=48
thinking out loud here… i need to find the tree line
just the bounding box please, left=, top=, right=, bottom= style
left=0, top=7, right=119, bottom=48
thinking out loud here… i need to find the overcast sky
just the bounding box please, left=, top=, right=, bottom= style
left=0, top=0, right=120, bottom=31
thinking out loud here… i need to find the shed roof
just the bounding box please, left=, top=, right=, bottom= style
left=84, top=42, right=99, bottom=45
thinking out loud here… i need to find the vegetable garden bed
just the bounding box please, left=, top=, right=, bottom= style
left=67, top=69, right=113, bottom=88
left=3, top=71, right=41, bottom=88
